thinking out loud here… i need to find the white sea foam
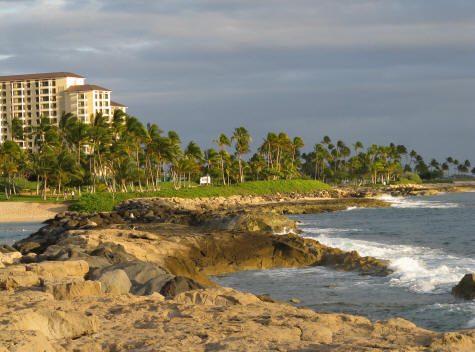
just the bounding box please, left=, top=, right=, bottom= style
left=376, top=195, right=459, bottom=209
left=467, top=317, right=475, bottom=329
left=273, top=227, right=297, bottom=236
left=305, top=232, right=475, bottom=294
left=345, top=206, right=364, bottom=211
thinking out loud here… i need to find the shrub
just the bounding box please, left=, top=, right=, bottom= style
left=69, top=179, right=331, bottom=212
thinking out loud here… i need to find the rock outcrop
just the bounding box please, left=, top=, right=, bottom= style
left=1, top=287, right=474, bottom=351
left=452, top=274, right=475, bottom=299
left=1, top=194, right=475, bottom=350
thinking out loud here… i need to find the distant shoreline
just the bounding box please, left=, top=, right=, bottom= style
left=0, top=202, right=68, bottom=223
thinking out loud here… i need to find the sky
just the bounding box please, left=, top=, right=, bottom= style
left=1, top=0, right=474, bottom=162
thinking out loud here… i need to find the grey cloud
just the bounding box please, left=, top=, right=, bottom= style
left=0, top=0, right=474, bottom=162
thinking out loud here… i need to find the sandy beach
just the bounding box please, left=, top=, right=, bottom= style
left=0, top=202, right=68, bottom=223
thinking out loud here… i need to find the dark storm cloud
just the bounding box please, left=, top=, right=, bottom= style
left=1, top=0, right=474, bottom=161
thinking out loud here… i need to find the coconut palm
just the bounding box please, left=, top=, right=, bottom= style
left=213, top=134, right=231, bottom=185
left=232, top=127, right=252, bottom=183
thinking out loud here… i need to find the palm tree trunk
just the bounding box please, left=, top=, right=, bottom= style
left=36, top=175, right=40, bottom=195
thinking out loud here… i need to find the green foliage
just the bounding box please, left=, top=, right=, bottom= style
left=395, top=173, right=422, bottom=185
left=0, top=177, right=37, bottom=191
left=69, top=179, right=331, bottom=212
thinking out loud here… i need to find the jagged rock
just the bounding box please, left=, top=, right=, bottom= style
left=452, top=274, right=475, bottom=299
left=95, top=269, right=131, bottom=294
left=41, top=277, right=102, bottom=300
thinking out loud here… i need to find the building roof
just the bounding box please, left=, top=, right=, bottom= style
left=110, top=100, right=128, bottom=107
left=64, top=84, right=111, bottom=92
left=0, top=72, right=84, bottom=81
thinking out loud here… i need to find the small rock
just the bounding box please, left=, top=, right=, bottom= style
left=290, top=298, right=301, bottom=304
left=452, top=274, right=475, bottom=299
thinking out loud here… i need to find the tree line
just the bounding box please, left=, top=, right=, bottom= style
left=1, top=111, right=474, bottom=199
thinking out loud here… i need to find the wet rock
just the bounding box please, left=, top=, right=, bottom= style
left=452, top=274, right=475, bottom=299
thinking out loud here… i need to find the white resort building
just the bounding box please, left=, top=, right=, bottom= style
left=0, top=72, right=127, bottom=150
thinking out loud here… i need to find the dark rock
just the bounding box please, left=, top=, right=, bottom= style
left=0, top=244, right=18, bottom=254
left=14, top=241, right=41, bottom=254
left=89, top=242, right=136, bottom=264
left=452, top=274, right=475, bottom=299
left=159, top=276, right=205, bottom=297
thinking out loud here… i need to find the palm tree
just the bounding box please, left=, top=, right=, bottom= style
left=289, top=136, right=304, bottom=177
left=0, top=141, right=22, bottom=199
left=232, top=127, right=252, bottom=183
left=213, top=133, right=231, bottom=185
left=184, top=141, right=203, bottom=187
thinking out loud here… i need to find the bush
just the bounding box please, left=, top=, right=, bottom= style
left=395, top=173, right=422, bottom=185
left=69, top=179, right=331, bottom=212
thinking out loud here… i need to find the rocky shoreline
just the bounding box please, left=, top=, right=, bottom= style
left=1, top=185, right=475, bottom=351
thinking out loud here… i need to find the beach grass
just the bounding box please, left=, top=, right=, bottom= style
left=69, top=179, right=331, bottom=212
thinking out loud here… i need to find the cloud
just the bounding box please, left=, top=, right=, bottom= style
left=0, top=0, right=474, bottom=162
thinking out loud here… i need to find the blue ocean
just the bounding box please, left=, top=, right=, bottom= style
left=214, top=192, right=475, bottom=332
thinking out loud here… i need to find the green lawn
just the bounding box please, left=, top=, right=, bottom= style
left=69, top=179, right=331, bottom=212
left=0, top=193, right=68, bottom=203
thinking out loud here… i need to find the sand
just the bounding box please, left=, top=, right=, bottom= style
left=0, top=202, right=67, bottom=223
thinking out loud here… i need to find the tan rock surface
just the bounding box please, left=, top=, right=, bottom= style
left=1, top=287, right=473, bottom=351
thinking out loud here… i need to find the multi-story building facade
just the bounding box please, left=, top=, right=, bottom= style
left=0, top=72, right=127, bottom=149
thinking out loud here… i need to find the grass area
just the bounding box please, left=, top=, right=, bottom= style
left=69, top=179, right=331, bottom=213
left=0, top=177, right=38, bottom=192
left=0, top=193, right=68, bottom=203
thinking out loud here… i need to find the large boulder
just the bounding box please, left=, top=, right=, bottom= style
left=95, top=269, right=131, bottom=294
left=452, top=274, right=475, bottom=299
left=88, top=261, right=203, bottom=297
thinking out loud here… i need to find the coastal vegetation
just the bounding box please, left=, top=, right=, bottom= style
left=0, top=110, right=473, bottom=201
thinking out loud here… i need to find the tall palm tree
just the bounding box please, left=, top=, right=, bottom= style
left=213, top=133, right=231, bottom=185
left=232, top=127, right=252, bottom=183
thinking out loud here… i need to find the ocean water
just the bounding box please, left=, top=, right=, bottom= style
left=0, top=222, right=43, bottom=245
left=214, top=192, right=475, bottom=332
